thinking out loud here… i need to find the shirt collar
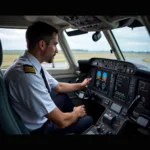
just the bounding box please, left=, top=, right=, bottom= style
left=23, top=50, right=42, bottom=73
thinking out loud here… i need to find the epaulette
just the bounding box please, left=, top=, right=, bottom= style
left=23, top=64, right=36, bottom=74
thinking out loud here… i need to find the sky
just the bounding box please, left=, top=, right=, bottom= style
left=0, top=26, right=150, bottom=52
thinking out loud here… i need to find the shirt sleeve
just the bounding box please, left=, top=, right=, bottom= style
left=8, top=71, right=56, bottom=118
left=44, top=69, right=59, bottom=89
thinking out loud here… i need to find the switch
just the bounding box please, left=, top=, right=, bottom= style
left=107, top=131, right=112, bottom=135
left=97, top=126, right=102, bottom=132
left=121, top=108, right=127, bottom=117
left=104, top=99, right=110, bottom=105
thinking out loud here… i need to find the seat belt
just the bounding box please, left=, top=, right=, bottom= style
left=40, top=67, right=51, bottom=94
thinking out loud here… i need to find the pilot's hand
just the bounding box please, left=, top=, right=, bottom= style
left=73, top=105, right=86, bottom=117
left=81, top=78, right=92, bottom=87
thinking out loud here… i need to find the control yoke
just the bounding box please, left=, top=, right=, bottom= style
left=74, top=77, right=91, bottom=100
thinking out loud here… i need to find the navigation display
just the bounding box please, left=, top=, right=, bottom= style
left=137, top=80, right=150, bottom=110
left=113, top=74, right=130, bottom=102
left=95, top=70, right=110, bottom=95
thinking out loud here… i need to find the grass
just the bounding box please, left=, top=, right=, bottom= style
left=143, top=58, right=150, bottom=63
left=1, top=51, right=150, bottom=69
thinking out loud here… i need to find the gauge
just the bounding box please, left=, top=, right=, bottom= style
left=96, top=79, right=100, bottom=88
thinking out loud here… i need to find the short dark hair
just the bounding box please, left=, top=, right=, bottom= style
left=26, top=21, right=58, bottom=49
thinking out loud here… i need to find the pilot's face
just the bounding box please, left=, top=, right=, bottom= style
left=45, top=32, right=58, bottom=63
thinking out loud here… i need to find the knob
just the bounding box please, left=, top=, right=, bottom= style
left=107, top=131, right=112, bottom=135
left=91, top=93, right=97, bottom=100
left=97, top=126, right=101, bottom=132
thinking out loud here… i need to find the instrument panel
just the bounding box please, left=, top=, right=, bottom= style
left=79, top=58, right=150, bottom=112
left=79, top=58, right=150, bottom=134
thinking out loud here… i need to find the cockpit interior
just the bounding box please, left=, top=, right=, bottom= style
left=0, top=15, right=150, bottom=136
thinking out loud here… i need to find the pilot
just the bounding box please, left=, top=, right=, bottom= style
left=4, top=21, right=93, bottom=134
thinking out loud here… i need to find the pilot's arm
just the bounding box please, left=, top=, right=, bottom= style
left=44, top=68, right=92, bottom=93
left=53, top=78, right=92, bottom=93
left=10, top=69, right=86, bottom=128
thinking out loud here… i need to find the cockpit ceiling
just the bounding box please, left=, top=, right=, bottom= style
left=57, top=16, right=148, bottom=31
left=0, top=15, right=149, bottom=31
left=0, top=16, right=70, bottom=29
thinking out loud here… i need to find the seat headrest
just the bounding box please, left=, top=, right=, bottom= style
left=0, top=40, right=3, bottom=67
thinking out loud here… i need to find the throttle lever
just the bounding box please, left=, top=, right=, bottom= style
left=127, top=95, right=141, bottom=122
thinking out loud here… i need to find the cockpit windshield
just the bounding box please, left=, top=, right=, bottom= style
left=112, top=26, right=150, bottom=69
left=63, top=29, right=116, bottom=65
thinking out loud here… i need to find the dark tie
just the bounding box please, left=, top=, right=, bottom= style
left=40, top=67, right=51, bottom=94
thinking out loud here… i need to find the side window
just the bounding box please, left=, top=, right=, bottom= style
left=0, top=28, right=69, bottom=69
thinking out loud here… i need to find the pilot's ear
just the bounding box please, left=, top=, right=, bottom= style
left=39, top=40, right=46, bottom=51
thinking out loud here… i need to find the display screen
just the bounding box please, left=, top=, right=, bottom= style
left=95, top=69, right=110, bottom=95
left=113, top=74, right=130, bottom=102
left=110, top=103, right=122, bottom=114
left=137, top=80, right=150, bottom=110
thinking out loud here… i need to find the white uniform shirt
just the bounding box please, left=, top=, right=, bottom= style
left=4, top=50, right=58, bottom=131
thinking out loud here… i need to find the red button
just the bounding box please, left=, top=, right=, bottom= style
left=108, top=114, right=112, bottom=117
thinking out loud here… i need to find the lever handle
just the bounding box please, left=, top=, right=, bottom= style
left=127, top=95, right=141, bottom=122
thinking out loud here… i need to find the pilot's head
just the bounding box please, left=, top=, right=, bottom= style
left=26, top=21, right=59, bottom=63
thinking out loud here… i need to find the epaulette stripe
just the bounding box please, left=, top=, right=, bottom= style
left=23, top=64, right=36, bottom=74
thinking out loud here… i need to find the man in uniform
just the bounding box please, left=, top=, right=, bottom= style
left=4, top=21, right=93, bottom=134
